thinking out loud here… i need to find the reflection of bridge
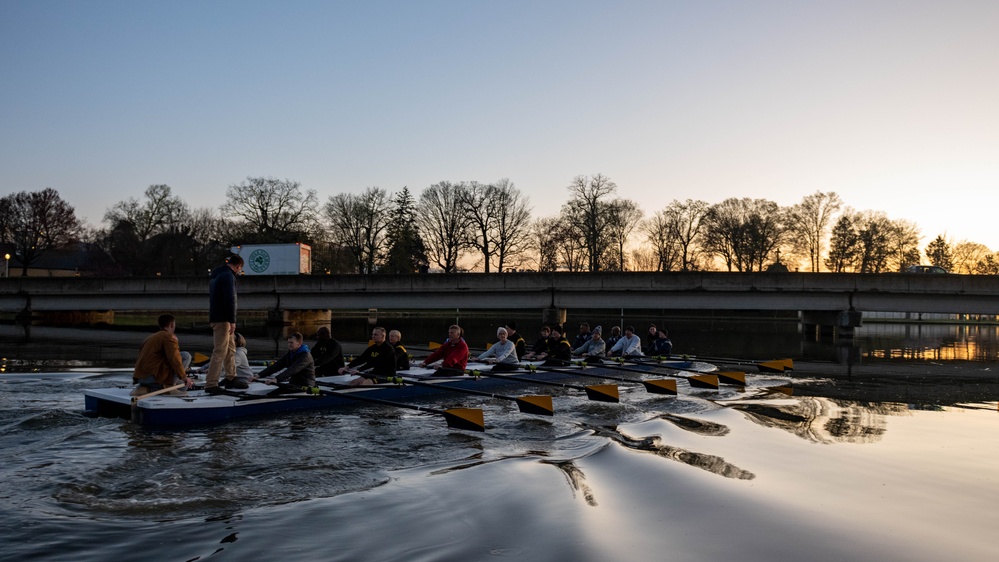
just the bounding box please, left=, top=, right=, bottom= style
left=3, top=272, right=998, bottom=336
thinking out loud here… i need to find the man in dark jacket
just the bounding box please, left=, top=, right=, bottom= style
left=311, top=326, right=345, bottom=377
left=206, top=255, right=243, bottom=394
left=342, top=326, right=397, bottom=385
left=257, top=332, right=316, bottom=389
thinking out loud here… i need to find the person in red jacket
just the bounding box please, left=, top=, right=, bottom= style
left=421, top=324, right=469, bottom=377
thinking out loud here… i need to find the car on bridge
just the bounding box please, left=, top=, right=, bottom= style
left=906, top=265, right=948, bottom=274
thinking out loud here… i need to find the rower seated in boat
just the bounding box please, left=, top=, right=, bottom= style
left=255, top=332, right=316, bottom=391
left=389, top=329, right=410, bottom=371
left=477, top=327, right=519, bottom=372
left=311, top=327, right=345, bottom=377
left=132, top=313, right=194, bottom=396
left=421, top=324, right=469, bottom=376
left=340, top=327, right=396, bottom=386
left=521, top=325, right=551, bottom=361
left=648, top=329, right=673, bottom=358
left=571, top=325, right=606, bottom=363
left=541, top=324, right=572, bottom=367
left=608, top=326, right=643, bottom=358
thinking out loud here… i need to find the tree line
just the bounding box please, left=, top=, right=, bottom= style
left=1, top=176, right=996, bottom=276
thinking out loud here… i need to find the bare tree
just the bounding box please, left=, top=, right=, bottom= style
left=325, top=187, right=391, bottom=274
left=0, top=188, right=81, bottom=276
left=603, top=199, right=643, bottom=271
left=701, top=198, right=785, bottom=272
left=952, top=241, right=992, bottom=274
left=221, top=177, right=317, bottom=242
left=666, top=199, right=709, bottom=271
left=490, top=179, right=533, bottom=272
left=641, top=209, right=682, bottom=272
left=787, top=191, right=842, bottom=272
left=104, top=184, right=190, bottom=241
left=533, top=216, right=560, bottom=272
left=417, top=182, right=469, bottom=273
left=458, top=181, right=497, bottom=272
left=886, top=219, right=922, bottom=272
left=563, top=174, right=617, bottom=272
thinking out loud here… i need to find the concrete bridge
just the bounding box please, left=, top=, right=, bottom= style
left=2, top=272, right=998, bottom=337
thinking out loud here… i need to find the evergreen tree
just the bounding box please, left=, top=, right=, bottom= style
left=925, top=235, right=954, bottom=271
left=382, top=187, right=428, bottom=273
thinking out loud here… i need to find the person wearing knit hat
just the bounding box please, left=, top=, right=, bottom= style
left=572, top=325, right=606, bottom=361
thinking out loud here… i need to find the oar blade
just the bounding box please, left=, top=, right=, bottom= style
left=779, top=358, right=794, bottom=371
left=428, top=341, right=442, bottom=350
left=687, top=374, right=720, bottom=389
left=642, top=379, right=678, bottom=395
left=192, top=352, right=211, bottom=365
left=766, top=384, right=794, bottom=396
left=716, top=371, right=747, bottom=386
left=584, top=384, right=619, bottom=403
left=757, top=360, right=786, bottom=373
left=515, top=395, right=555, bottom=416
left=442, top=408, right=485, bottom=432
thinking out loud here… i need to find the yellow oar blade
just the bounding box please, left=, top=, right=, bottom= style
left=442, top=408, right=485, bottom=432
left=688, top=374, right=720, bottom=389
left=485, top=342, right=493, bottom=350
left=428, top=341, right=442, bottom=350
left=766, top=384, right=794, bottom=396
left=642, top=379, right=678, bottom=395
left=757, top=360, right=786, bottom=373
left=779, top=358, right=794, bottom=371
left=515, top=395, right=555, bottom=416
left=584, top=384, right=619, bottom=403
left=192, top=352, right=210, bottom=365
left=716, top=371, right=747, bottom=386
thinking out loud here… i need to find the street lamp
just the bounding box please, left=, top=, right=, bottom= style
left=3, top=253, right=9, bottom=278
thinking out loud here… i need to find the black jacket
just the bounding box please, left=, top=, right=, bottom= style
left=208, top=264, right=237, bottom=323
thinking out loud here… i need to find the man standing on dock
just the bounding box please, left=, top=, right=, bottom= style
left=205, top=254, right=243, bottom=394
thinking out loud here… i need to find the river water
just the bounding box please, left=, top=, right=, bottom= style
left=1, top=319, right=998, bottom=561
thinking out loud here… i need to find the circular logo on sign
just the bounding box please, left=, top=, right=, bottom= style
left=248, top=249, right=270, bottom=273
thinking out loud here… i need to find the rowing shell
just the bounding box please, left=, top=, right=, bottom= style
left=84, top=364, right=584, bottom=427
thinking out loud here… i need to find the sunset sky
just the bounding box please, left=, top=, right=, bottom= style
left=3, top=1, right=998, bottom=251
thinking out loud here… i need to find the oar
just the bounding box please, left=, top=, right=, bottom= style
left=465, top=368, right=619, bottom=403
left=585, top=361, right=720, bottom=389
left=657, top=355, right=792, bottom=373
left=276, top=383, right=485, bottom=432
left=130, top=383, right=185, bottom=422
left=616, top=358, right=747, bottom=386
left=526, top=363, right=678, bottom=395
left=321, top=378, right=554, bottom=417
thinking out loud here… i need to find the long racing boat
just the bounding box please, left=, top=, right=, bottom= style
left=83, top=359, right=717, bottom=429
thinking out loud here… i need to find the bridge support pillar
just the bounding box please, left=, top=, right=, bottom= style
left=542, top=307, right=567, bottom=326
left=800, top=310, right=862, bottom=340
left=267, top=309, right=332, bottom=336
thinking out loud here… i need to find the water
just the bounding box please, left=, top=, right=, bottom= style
left=1, top=320, right=998, bottom=561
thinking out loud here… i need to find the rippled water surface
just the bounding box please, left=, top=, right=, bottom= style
left=2, top=326, right=999, bottom=561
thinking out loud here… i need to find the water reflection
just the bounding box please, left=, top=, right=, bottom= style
left=725, top=397, right=913, bottom=445
left=580, top=422, right=755, bottom=480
